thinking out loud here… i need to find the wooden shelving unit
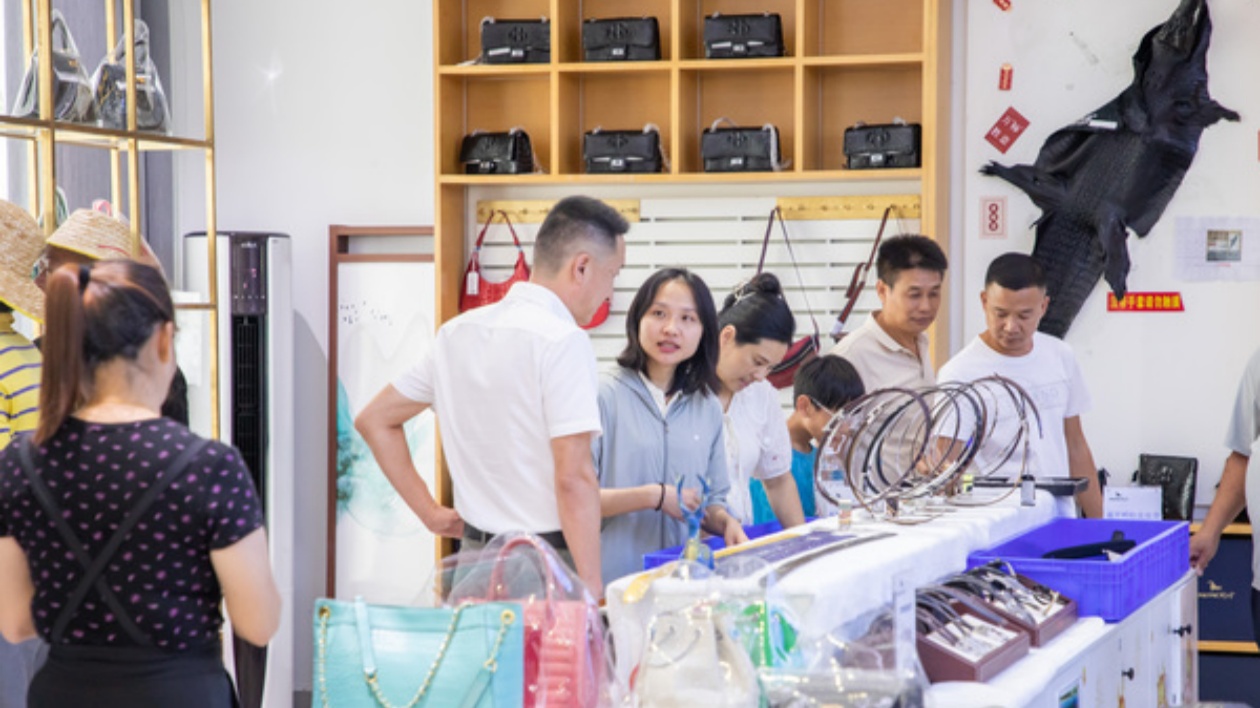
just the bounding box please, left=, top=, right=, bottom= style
left=432, top=0, right=951, bottom=521
left=2, top=0, right=222, bottom=434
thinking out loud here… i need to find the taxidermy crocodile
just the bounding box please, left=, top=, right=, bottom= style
left=982, top=0, right=1237, bottom=337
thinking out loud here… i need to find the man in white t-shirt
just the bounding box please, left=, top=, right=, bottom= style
left=830, top=234, right=947, bottom=392
left=938, top=253, right=1103, bottom=518
left=355, top=196, right=628, bottom=598
left=1190, top=346, right=1260, bottom=645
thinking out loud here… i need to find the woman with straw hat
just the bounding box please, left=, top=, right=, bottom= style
left=0, top=200, right=47, bottom=708
left=32, top=208, right=189, bottom=425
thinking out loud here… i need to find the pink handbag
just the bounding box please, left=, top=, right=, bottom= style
left=487, top=535, right=606, bottom=707
left=459, top=210, right=531, bottom=312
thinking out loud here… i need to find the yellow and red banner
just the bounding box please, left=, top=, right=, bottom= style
left=1107, top=292, right=1185, bottom=312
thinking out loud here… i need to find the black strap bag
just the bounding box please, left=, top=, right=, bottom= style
left=704, top=13, right=784, bottom=59
left=459, top=128, right=535, bottom=174
left=583, top=125, right=663, bottom=174
left=480, top=18, right=550, bottom=64
left=700, top=118, right=784, bottom=173
left=11, top=9, right=96, bottom=122
left=843, top=119, right=922, bottom=169
left=582, top=17, right=660, bottom=61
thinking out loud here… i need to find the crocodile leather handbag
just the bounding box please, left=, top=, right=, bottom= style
left=583, top=125, right=663, bottom=174
left=704, top=13, right=784, bottom=58
left=460, top=129, right=535, bottom=175
left=843, top=120, right=922, bottom=169
left=582, top=17, right=660, bottom=61
left=700, top=119, right=783, bottom=172
left=481, top=18, right=551, bottom=64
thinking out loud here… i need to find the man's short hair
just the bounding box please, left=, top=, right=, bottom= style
left=793, top=355, right=865, bottom=410
left=533, top=196, right=630, bottom=274
left=876, top=234, right=948, bottom=287
left=985, top=252, right=1047, bottom=291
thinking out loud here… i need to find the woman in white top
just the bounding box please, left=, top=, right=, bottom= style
left=715, top=273, right=807, bottom=528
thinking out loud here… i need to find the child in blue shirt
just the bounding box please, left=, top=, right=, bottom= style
left=751, top=355, right=865, bottom=523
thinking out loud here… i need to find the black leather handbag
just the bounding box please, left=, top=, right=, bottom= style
left=11, top=9, right=95, bottom=122
left=700, top=119, right=783, bottom=172
left=843, top=120, right=922, bottom=169
left=584, top=126, right=663, bottom=173
left=1134, top=454, right=1197, bottom=521
left=704, top=13, right=784, bottom=59
left=459, top=129, right=535, bottom=174
left=480, top=18, right=550, bottom=64
left=582, top=17, right=660, bottom=61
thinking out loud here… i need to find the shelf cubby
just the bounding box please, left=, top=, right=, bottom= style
left=556, top=69, right=672, bottom=175
left=802, top=63, right=923, bottom=172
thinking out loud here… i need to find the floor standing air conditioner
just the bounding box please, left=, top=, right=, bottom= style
left=180, top=232, right=293, bottom=708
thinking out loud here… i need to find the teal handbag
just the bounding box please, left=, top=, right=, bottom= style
left=313, top=597, right=525, bottom=707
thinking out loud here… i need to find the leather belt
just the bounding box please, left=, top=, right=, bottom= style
left=462, top=522, right=567, bottom=550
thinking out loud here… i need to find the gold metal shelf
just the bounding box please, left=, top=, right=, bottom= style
left=0, top=116, right=210, bottom=151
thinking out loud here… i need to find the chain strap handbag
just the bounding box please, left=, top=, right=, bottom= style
left=313, top=597, right=524, bottom=707
left=703, top=12, right=784, bottom=58
left=480, top=17, right=551, bottom=64
left=700, top=118, right=786, bottom=173
left=756, top=206, right=821, bottom=389
left=483, top=535, right=607, bottom=707
left=459, top=210, right=531, bottom=313
left=460, top=128, right=537, bottom=175
left=582, top=17, right=660, bottom=61
left=12, top=9, right=96, bottom=122
left=633, top=603, right=761, bottom=706
left=583, top=124, right=664, bottom=174
left=843, top=118, right=921, bottom=170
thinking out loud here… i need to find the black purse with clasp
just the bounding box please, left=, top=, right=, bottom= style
left=459, top=129, right=536, bottom=174
left=704, top=13, right=784, bottom=59
left=582, top=17, right=660, bottom=61
left=700, top=119, right=783, bottom=172
left=480, top=18, right=550, bottom=64
left=843, top=119, right=922, bottom=169
left=583, top=125, right=663, bottom=174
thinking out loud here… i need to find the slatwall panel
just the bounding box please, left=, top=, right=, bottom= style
left=466, top=197, right=919, bottom=399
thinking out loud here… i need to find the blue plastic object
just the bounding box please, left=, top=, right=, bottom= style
left=643, top=520, right=787, bottom=570
left=967, top=518, right=1189, bottom=622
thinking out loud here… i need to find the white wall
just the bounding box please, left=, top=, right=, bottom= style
left=957, top=0, right=1260, bottom=506
left=210, top=0, right=434, bottom=696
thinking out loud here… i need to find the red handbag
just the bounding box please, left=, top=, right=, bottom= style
left=487, top=535, right=606, bottom=707
left=581, top=299, right=611, bottom=330
left=459, top=210, right=531, bottom=312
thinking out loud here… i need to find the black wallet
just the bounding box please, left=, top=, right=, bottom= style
left=1134, top=454, right=1197, bottom=521
left=701, top=121, right=781, bottom=172
left=843, top=120, right=922, bottom=169
left=583, top=127, right=663, bottom=173
left=704, top=13, right=784, bottom=59
left=459, top=130, right=535, bottom=174
left=582, top=17, right=660, bottom=61
left=480, top=18, right=550, bottom=64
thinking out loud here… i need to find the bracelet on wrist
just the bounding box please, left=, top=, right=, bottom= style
left=655, top=482, right=666, bottom=511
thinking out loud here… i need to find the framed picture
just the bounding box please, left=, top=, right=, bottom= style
left=327, top=226, right=437, bottom=602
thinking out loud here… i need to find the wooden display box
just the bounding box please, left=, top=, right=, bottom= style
left=802, top=65, right=922, bottom=172
left=678, top=67, right=795, bottom=174
left=435, top=0, right=551, bottom=66
left=802, top=0, right=923, bottom=56
left=988, top=584, right=1078, bottom=648
left=916, top=603, right=1031, bottom=683
left=565, top=0, right=674, bottom=63
left=677, top=0, right=798, bottom=60
left=556, top=70, right=672, bottom=175
left=437, top=74, right=551, bottom=176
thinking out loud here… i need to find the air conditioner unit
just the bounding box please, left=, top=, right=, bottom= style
left=180, top=232, right=293, bottom=708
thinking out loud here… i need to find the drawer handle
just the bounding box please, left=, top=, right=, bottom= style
left=1172, top=624, right=1193, bottom=637
left=1121, top=668, right=1135, bottom=681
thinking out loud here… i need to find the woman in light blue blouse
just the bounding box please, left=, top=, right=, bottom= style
left=593, top=268, right=746, bottom=585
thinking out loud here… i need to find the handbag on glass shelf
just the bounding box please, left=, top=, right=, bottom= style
left=12, top=9, right=96, bottom=123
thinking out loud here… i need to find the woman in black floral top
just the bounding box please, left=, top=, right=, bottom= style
left=0, top=260, right=280, bottom=707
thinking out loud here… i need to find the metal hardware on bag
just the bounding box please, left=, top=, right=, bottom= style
left=316, top=601, right=515, bottom=708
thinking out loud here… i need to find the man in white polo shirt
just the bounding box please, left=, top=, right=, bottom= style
left=356, top=196, right=628, bottom=598
left=830, top=234, right=947, bottom=392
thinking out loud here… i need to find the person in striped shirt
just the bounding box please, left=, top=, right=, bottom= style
left=0, top=302, right=40, bottom=449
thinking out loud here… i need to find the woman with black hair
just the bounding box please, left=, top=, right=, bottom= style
left=716, top=273, right=807, bottom=528
left=0, top=260, right=279, bottom=707
left=593, top=267, right=747, bottom=584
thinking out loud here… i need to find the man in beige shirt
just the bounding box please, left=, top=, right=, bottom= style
left=829, top=234, right=947, bottom=392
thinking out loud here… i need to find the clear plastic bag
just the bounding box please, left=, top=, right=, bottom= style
left=92, top=19, right=171, bottom=133
left=12, top=9, right=96, bottom=122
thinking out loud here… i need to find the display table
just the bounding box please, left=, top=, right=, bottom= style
left=606, top=495, right=1196, bottom=707
left=607, top=491, right=1059, bottom=685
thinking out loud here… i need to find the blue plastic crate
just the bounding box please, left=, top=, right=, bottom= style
left=642, top=520, right=786, bottom=570
left=967, top=518, right=1189, bottom=622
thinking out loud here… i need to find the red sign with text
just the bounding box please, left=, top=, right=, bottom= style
left=1107, top=292, right=1185, bottom=312
left=986, top=107, right=1029, bottom=154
